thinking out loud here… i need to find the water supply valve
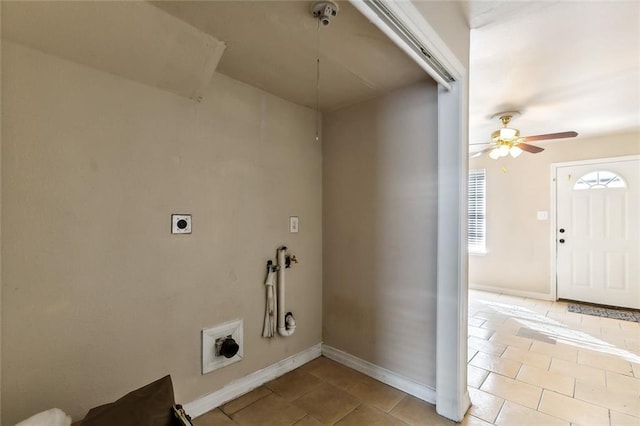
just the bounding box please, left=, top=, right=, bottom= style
left=215, top=335, right=240, bottom=359
left=285, top=254, right=298, bottom=269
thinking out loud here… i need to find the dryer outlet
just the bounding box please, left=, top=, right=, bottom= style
left=202, top=319, right=243, bottom=374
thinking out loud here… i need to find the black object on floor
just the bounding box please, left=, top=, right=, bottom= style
left=567, top=302, right=640, bottom=322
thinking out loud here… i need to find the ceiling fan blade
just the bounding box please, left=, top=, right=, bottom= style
left=523, top=131, right=578, bottom=142
left=516, top=142, right=544, bottom=153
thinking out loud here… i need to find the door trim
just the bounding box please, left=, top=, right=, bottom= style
left=349, top=0, right=469, bottom=420
left=550, top=154, right=640, bottom=301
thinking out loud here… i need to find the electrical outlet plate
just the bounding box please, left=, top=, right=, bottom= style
left=202, top=319, right=243, bottom=374
left=172, top=214, right=192, bottom=234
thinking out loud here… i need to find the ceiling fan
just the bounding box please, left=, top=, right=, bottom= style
left=471, top=112, right=578, bottom=159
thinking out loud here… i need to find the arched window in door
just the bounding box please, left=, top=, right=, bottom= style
left=573, top=170, right=626, bottom=190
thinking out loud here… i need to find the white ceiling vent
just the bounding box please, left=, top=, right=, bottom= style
left=1, top=1, right=226, bottom=100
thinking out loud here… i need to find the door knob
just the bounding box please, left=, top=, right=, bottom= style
left=559, top=239, right=565, bottom=244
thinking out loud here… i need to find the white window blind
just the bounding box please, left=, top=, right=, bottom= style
left=468, top=169, right=486, bottom=253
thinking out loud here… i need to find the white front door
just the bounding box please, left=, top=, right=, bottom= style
left=556, top=157, right=640, bottom=309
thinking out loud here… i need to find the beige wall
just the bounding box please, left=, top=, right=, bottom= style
left=1, top=41, right=322, bottom=424
left=323, top=81, right=439, bottom=387
left=469, top=130, right=640, bottom=296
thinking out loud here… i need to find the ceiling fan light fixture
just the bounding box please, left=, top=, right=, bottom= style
left=473, top=111, right=577, bottom=160
left=491, top=128, right=519, bottom=142
left=489, top=148, right=501, bottom=160
left=509, top=146, right=523, bottom=158
left=500, top=127, right=518, bottom=140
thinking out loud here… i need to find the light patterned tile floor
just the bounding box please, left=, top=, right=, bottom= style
left=194, top=290, right=640, bottom=425
left=466, top=290, right=640, bottom=426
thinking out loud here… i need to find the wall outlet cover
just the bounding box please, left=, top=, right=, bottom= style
left=202, top=319, right=243, bottom=374
left=172, top=214, right=192, bottom=234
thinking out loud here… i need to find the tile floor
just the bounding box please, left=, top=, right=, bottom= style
left=194, top=290, right=640, bottom=425
left=193, top=356, right=453, bottom=426
left=466, top=290, right=639, bottom=426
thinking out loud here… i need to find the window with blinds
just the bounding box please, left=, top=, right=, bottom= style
left=468, top=169, right=486, bottom=253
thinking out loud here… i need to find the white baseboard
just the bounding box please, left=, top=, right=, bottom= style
left=185, top=343, right=438, bottom=419
left=321, top=345, right=436, bottom=405
left=470, top=283, right=554, bottom=301
left=184, top=343, right=322, bottom=418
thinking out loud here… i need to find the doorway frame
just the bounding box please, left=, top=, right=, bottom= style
left=549, top=154, right=640, bottom=302
left=349, top=0, right=469, bottom=421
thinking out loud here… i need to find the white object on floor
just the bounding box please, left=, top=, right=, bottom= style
left=15, top=408, right=71, bottom=426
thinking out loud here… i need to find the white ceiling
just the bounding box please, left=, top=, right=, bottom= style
left=5, top=0, right=636, bottom=146
left=1, top=1, right=428, bottom=112
left=153, top=1, right=429, bottom=112
left=464, top=1, right=640, bottom=148
left=1, top=1, right=227, bottom=100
